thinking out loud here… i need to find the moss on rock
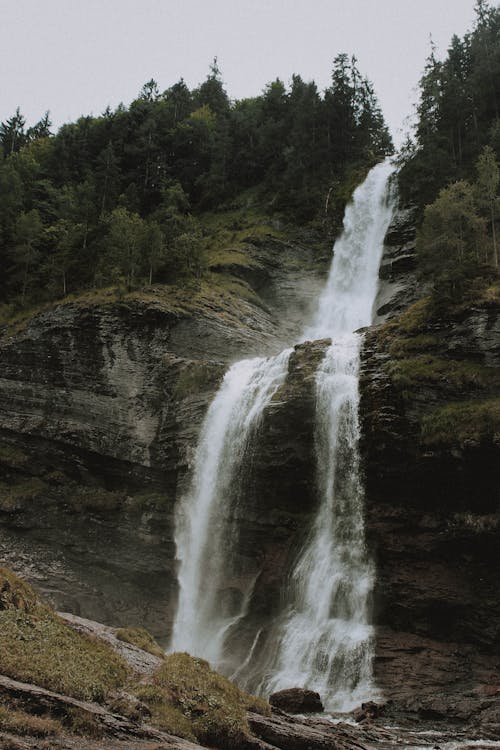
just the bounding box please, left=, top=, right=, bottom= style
left=0, top=569, right=129, bottom=702
left=115, top=626, right=165, bottom=658
left=135, top=652, right=270, bottom=748
left=421, top=397, right=500, bottom=446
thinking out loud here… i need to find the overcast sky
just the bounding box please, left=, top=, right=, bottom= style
left=2, top=0, right=480, bottom=147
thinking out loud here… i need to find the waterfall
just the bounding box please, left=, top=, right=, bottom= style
left=171, top=349, right=292, bottom=663
left=170, top=158, right=396, bottom=710
left=265, top=160, right=396, bottom=710
left=305, top=159, right=396, bottom=341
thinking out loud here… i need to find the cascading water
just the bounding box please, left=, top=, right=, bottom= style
left=264, top=160, right=396, bottom=709
left=170, top=158, right=396, bottom=710
left=171, top=349, right=291, bottom=664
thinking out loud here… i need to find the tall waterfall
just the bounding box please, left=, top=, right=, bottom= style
left=171, top=349, right=291, bottom=663
left=265, top=160, right=396, bottom=710
left=170, top=159, right=395, bottom=710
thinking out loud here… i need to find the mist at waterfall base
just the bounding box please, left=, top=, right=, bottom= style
left=170, top=160, right=396, bottom=711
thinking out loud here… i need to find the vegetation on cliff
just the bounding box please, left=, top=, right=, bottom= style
left=0, top=567, right=271, bottom=748
left=398, top=1, right=500, bottom=210
left=397, top=1, right=500, bottom=310
left=0, top=56, right=391, bottom=314
left=0, top=568, right=129, bottom=701
left=134, top=652, right=269, bottom=745
left=377, top=291, right=500, bottom=452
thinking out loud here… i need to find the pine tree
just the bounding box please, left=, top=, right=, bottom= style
left=0, top=108, right=26, bottom=156
left=10, top=210, right=43, bottom=302
left=475, top=145, right=499, bottom=265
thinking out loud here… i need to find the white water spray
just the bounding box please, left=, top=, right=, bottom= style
left=265, top=160, right=396, bottom=709
left=170, top=159, right=396, bottom=710
left=171, top=349, right=291, bottom=663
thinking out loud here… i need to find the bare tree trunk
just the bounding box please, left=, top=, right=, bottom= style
left=491, top=205, right=498, bottom=267
left=324, top=187, right=333, bottom=215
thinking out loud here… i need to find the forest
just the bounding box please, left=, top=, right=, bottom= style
left=1, top=2, right=499, bottom=318
left=0, top=55, right=391, bottom=311
left=398, top=0, right=500, bottom=309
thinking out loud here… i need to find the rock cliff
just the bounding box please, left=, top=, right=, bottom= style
left=360, top=292, right=500, bottom=719
left=0, top=211, right=498, bottom=727
left=0, top=232, right=326, bottom=637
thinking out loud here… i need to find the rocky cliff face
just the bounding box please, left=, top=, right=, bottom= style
left=0, top=298, right=225, bottom=635
left=0, top=210, right=498, bottom=723
left=359, top=293, right=500, bottom=717
left=0, top=233, right=326, bottom=638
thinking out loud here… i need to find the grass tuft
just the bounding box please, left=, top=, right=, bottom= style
left=0, top=569, right=129, bottom=702
left=421, top=397, right=500, bottom=446
left=135, top=652, right=270, bottom=748
left=0, top=705, right=61, bottom=737
left=0, top=567, right=41, bottom=613
left=116, top=626, right=165, bottom=658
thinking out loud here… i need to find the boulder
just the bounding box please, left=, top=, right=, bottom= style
left=269, top=687, right=324, bottom=714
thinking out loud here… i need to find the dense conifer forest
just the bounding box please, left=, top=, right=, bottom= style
left=0, top=55, right=391, bottom=311
left=1, top=1, right=498, bottom=318
left=398, top=0, right=500, bottom=310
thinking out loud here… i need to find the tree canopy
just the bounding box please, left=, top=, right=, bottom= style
left=0, top=57, right=392, bottom=310
left=399, top=0, right=500, bottom=310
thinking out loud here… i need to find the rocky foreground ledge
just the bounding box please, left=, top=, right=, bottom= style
left=2, top=669, right=499, bottom=750
left=0, top=567, right=380, bottom=750
left=0, top=604, right=498, bottom=750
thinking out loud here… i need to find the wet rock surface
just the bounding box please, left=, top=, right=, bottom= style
left=0, top=232, right=327, bottom=638
left=213, top=338, right=330, bottom=683
left=269, top=688, right=324, bottom=714
left=359, top=293, right=500, bottom=718
left=0, top=209, right=498, bottom=736
left=374, top=206, right=421, bottom=321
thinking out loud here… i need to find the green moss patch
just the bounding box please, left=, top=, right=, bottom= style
left=67, top=485, right=125, bottom=512
left=376, top=294, right=500, bottom=451
left=172, top=361, right=222, bottom=401
left=377, top=297, right=432, bottom=346
left=387, top=355, right=499, bottom=392
left=0, top=443, right=29, bottom=470
left=116, top=626, right=165, bottom=659
left=202, top=207, right=284, bottom=262
left=0, top=569, right=128, bottom=702
left=0, top=478, right=47, bottom=511
left=135, top=652, right=270, bottom=748
left=421, top=397, right=500, bottom=446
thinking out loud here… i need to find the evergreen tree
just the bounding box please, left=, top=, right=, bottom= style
left=475, top=145, right=499, bottom=265
left=142, top=220, right=166, bottom=285
left=26, top=112, right=52, bottom=142
left=417, top=180, right=489, bottom=306
left=95, top=142, right=121, bottom=216
left=0, top=57, right=392, bottom=307
left=98, top=208, right=144, bottom=287
left=399, top=2, right=500, bottom=208
left=0, top=108, right=26, bottom=156
left=9, top=209, right=43, bottom=302
left=194, top=59, right=230, bottom=117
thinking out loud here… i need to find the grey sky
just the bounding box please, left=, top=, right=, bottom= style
left=2, top=0, right=478, bottom=146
